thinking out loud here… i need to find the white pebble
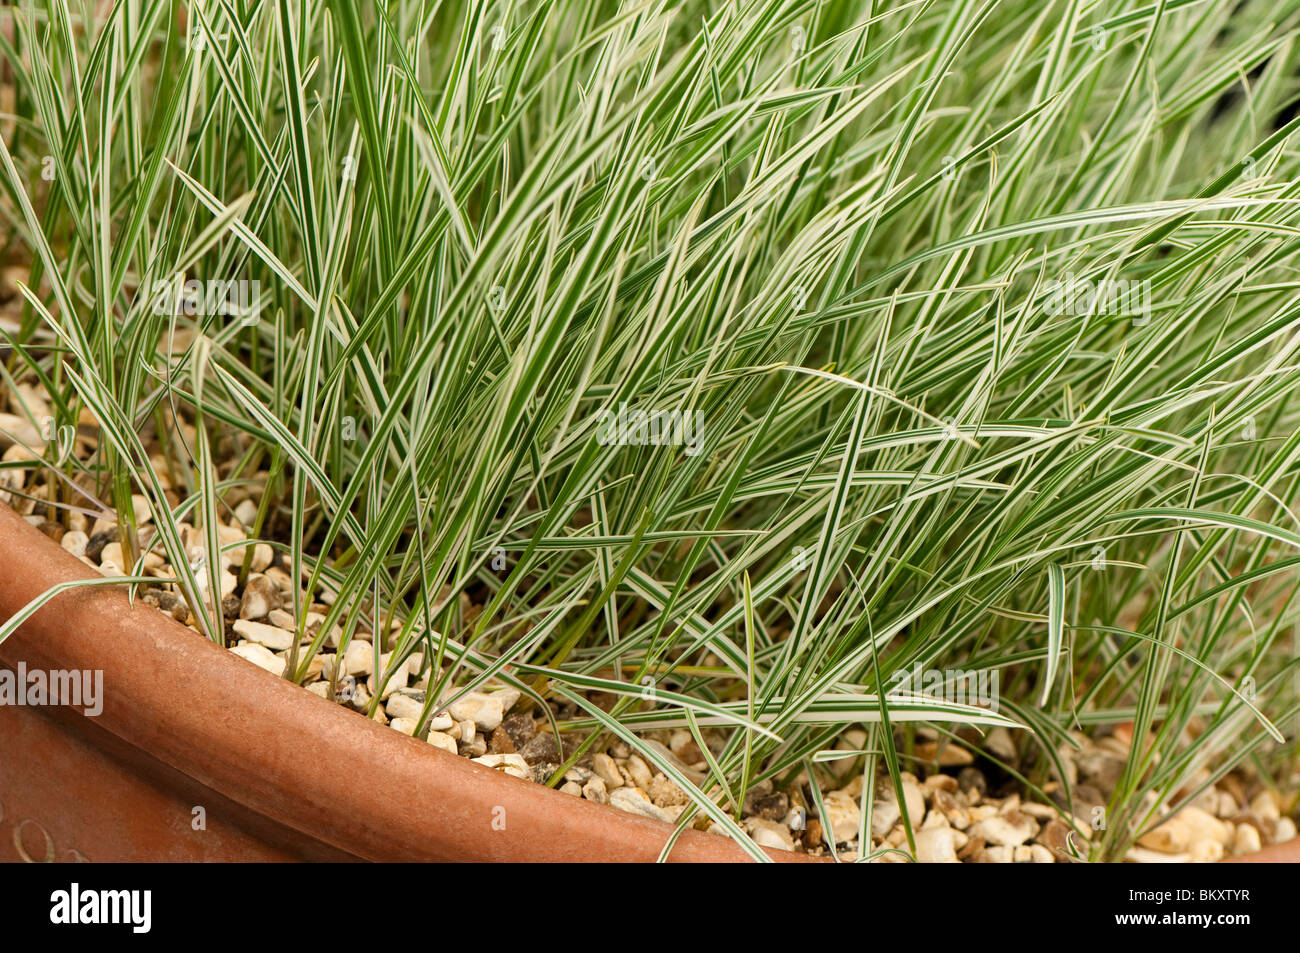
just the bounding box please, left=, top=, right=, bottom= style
left=608, top=786, right=672, bottom=822
left=60, top=531, right=88, bottom=558
left=447, top=691, right=505, bottom=731
left=337, top=640, right=373, bottom=676
left=232, top=619, right=293, bottom=651
left=426, top=731, right=458, bottom=754
left=593, top=752, right=624, bottom=790
left=389, top=717, right=417, bottom=736
left=385, top=691, right=425, bottom=722
left=915, top=827, right=960, bottom=863
left=230, top=643, right=286, bottom=677
left=472, top=753, right=530, bottom=780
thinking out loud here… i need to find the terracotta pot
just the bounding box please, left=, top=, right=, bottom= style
left=0, top=503, right=823, bottom=862
left=1220, top=837, right=1300, bottom=863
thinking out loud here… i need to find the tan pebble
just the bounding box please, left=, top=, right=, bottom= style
left=129, top=495, right=151, bottom=525
left=1189, top=840, right=1223, bottom=863
left=346, top=679, right=371, bottom=711
left=592, top=752, right=624, bottom=790
left=1249, top=792, right=1280, bottom=822
left=389, top=717, right=417, bottom=736
left=215, top=523, right=245, bottom=546
left=625, top=754, right=653, bottom=789
left=1274, top=817, right=1296, bottom=844
left=871, top=796, right=900, bottom=837
left=1019, top=802, right=1057, bottom=819
left=0, top=412, right=44, bottom=448
left=901, top=780, right=925, bottom=823
left=968, top=810, right=1038, bottom=847
left=920, top=809, right=949, bottom=831
left=933, top=788, right=971, bottom=829
left=249, top=542, right=273, bottom=573
left=472, top=753, right=530, bottom=780
left=608, top=786, right=672, bottom=822
left=984, top=726, right=1018, bottom=761
left=293, top=653, right=323, bottom=682
left=230, top=643, right=286, bottom=676
left=426, top=731, right=458, bottom=754
left=99, top=541, right=124, bottom=569
left=61, top=530, right=88, bottom=558
left=668, top=729, right=694, bottom=755
left=490, top=687, right=521, bottom=712
left=824, top=790, right=863, bottom=843
left=647, top=773, right=689, bottom=807
left=385, top=691, right=425, bottom=722
left=923, top=773, right=959, bottom=794
left=232, top=619, right=294, bottom=651
left=267, top=608, right=295, bottom=629
left=342, top=640, right=374, bottom=676
left=915, top=740, right=974, bottom=766
left=1233, top=823, right=1262, bottom=856
left=447, top=691, right=504, bottom=731
left=747, top=818, right=795, bottom=852
left=239, top=574, right=280, bottom=620
left=915, top=827, right=960, bottom=863
left=233, top=499, right=258, bottom=526
left=1138, top=806, right=1231, bottom=853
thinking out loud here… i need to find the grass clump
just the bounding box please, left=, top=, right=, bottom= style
left=1, top=0, right=1299, bottom=861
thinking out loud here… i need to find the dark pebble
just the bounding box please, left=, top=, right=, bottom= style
left=958, top=766, right=987, bottom=796
left=37, top=519, right=64, bottom=542
left=155, top=591, right=189, bottom=622
left=755, top=792, right=790, bottom=821
left=518, top=731, right=562, bottom=764
left=530, top=762, right=560, bottom=785
left=500, top=712, right=536, bottom=749
left=85, top=526, right=120, bottom=563
left=488, top=725, right=517, bottom=754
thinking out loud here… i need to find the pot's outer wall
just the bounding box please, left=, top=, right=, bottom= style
left=0, top=504, right=816, bottom=862
left=0, top=702, right=316, bottom=861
